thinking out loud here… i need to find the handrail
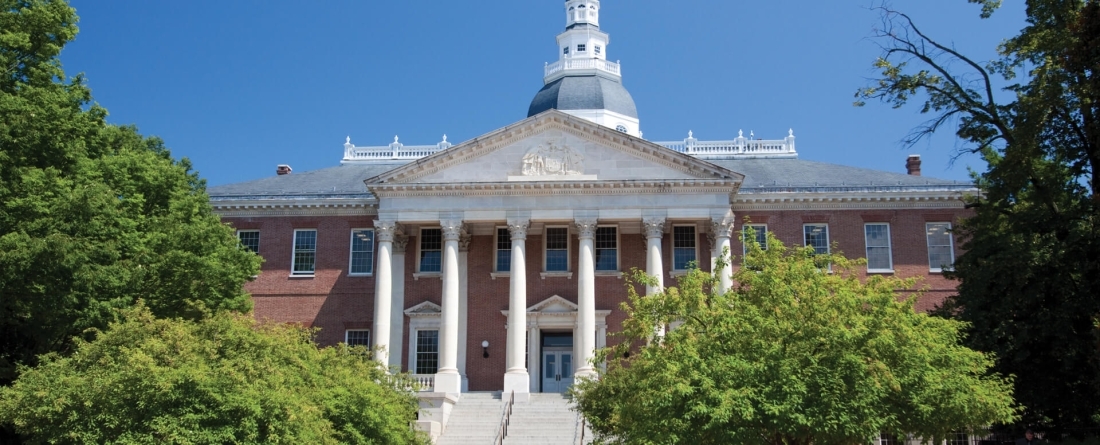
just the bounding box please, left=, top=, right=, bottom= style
left=578, top=414, right=587, bottom=445
left=494, top=390, right=515, bottom=445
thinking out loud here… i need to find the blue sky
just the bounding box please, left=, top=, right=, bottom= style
left=60, top=1, right=1026, bottom=187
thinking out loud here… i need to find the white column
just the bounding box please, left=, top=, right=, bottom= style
left=574, top=218, right=598, bottom=378
left=458, top=229, right=471, bottom=392
left=643, top=217, right=666, bottom=338
left=435, top=219, right=464, bottom=394
left=504, top=219, right=531, bottom=395
left=528, top=322, right=540, bottom=393
left=712, top=216, right=735, bottom=293
left=389, top=232, right=408, bottom=370
left=373, top=221, right=398, bottom=366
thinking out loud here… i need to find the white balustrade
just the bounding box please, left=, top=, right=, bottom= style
left=410, top=374, right=435, bottom=392
left=543, top=58, right=621, bottom=82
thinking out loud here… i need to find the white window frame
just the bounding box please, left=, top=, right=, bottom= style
left=543, top=226, right=571, bottom=273
left=864, top=223, right=894, bottom=273
left=671, top=225, right=698, bottom=271
left=926, top=222, right=955, bottom=273
left=594, top=225, right=619, bottom=272
left=563, top=46, right=570, bottom=55
left=291, top=229, right=317, bottom=276
left=344, top=329, right=370, bottom=347
left=577, top=44, right=587, bottom=52
left=412, top=329, right=440, bottom=375
left=237, top=229, right=260, bottom=253
left=348, top=228, right=375, bottom=276
left=417, top=227, right=443, bottom=274
left=742, top=224, right=768, bottom=255
left=494, top=226, right=512, bottom=273
left=594, top=45, right=602, bottom=56
left=803, top=224, right=829, bottom=255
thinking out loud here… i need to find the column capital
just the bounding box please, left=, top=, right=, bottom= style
left=459, top=230, right=472, bottom=252
left=393, top=233, right=409, bottom=254
left=441, top=219, right=464, bottom=241
left=574, top=218, right=599, bottom=239
left=375, top=220, right=401, bottom=242
left=711, top=216, right=736, bottom=238
left=642, top=217, right=667, bottom=240
left=507, top=218, right=531, bottom=241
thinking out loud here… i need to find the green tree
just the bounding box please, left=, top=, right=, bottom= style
left=0, top=0, right=261, bottom=387
left=0, top=304, right=428, bottom=444
left=572, top=234, right=1016, bottom=445
left=856, top=0, right=1100, bottom=431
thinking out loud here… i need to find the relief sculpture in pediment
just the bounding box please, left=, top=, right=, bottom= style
left=521, top=141, right=584, bottom=176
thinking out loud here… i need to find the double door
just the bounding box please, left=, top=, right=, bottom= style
left=542, top=348, right=574, bottom=393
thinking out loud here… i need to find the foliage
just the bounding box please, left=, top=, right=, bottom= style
left=0, top=304, right=428, bottom=444
left=0, top=0, right=261, bottom=386
left=572, top=234, right=1016, bottom=445
left=857, top=0, right=1100, bottom=431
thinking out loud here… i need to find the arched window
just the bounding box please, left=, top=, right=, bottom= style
left=615, top=125, right=628, bottom=133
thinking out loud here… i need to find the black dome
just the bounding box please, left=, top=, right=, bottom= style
left=527, top=75, right=638, bottom=119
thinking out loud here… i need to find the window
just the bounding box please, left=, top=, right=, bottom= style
left=345, top=330, right=370, bottom=347
left=563, top=46, right=570, bottom=55
left=237, top=230, right=260, bottom=253
left=673, top=226, right=697, bottom=270
left=594, top=45, right=602, bottom=55
left=595, top=226, right=617, bottom=271
left=415, top=330, right=439, bottom=374
left=926, top=222, right=954, bottom=272
left=291, top=229, right=317, bottom=275
left=615, top=125, right=627, bottom=133
left=865, top=223, right=893, bottom=272
left=742, top=224, right=768, bottom=254
left=803, top=224, right=829, bottom=255
left=419, top=228, right=442, bottom=273
left=496, top=227, right=512, bottom=272
left=545, top=227, right=569, bottom=272
left=577, top=44, right=586, bottom=52
left=349, top=229, right=374, bottom=275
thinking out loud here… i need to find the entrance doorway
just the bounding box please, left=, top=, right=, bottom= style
left=541, top=332, right=574, bottom=393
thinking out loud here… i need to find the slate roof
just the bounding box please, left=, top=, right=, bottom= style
left=528, top=75, right=639, bottom=118
left=208, top=157, right=974, bottom=201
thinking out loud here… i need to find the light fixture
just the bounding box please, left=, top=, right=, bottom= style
left=482, top=340, right=490, bottom=358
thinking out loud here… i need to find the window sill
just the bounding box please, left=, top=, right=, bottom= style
left=595, top=271, right=623, bottom=279
left=929, top=269, right=952, bottom=274
left=490, top=272, right=510, bottom=280
left=669, top=270, right=692, bottom=278
left=347, top=273, right=374, bottom=278
left=540, top=272, right=573, bottom=280
left=413, top=272, right=442, bottom=281
left=867, top=269, right=895, bottom=275
left=289, top=273, right=315, bottom=279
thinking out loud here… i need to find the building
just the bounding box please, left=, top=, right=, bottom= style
left=209, top=0, right=973, bottom=413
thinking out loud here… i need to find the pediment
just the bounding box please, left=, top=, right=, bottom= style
left=404, top=301, right=441, bottom=317
left=365, top=111, right=744, bottom=186
left=528, top=295, right=578, bottom=314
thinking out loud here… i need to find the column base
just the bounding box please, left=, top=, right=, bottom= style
left=503, top=371, right=531, bottom=403
left=434, top=371, right=462, bottom=395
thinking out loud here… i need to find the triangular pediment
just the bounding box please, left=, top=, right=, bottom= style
left=404, top=301, right=442, bottom=317
left=365, top=110, right=744, bottom=186
left=528, top=295, right=578, bottom=313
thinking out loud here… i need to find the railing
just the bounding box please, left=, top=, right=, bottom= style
left=341, top=136, right=452, bottom=164
left=577, top=413, right=587, bottom=445
left=654, top=131, right=796, bottom=159
left=410, top=374, right=435, bottom=392
left=494, top=390, right=515, bottom=445
left=545, top=58, right=621, bottom=80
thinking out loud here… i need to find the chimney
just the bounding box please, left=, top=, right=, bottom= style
left=276, top=164, right=292, bottom=176
left=906, top=155, right=921, bottom=176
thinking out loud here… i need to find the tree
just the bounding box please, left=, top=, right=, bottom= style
left=856, top=0, right=1100, bottom=431
left=572, top=234, right=1016, bottom=445
left=0, top=304, right=429, bottom=444
left=0, top=0, right=261, bottom=386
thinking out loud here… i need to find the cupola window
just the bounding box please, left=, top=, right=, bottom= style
left=595, top=45, right=602, bottom=55
left=615, top=125, right=628, bottom=133
left=577, top=44, right=586, bottom=52
left=563, top=46, right=570, bottom=55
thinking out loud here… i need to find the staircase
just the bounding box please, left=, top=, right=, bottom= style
left=503, top=393, right=587, bottom=445
left=435, top=392, right=505, bottom=445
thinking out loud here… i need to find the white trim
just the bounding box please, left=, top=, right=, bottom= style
left=494, top=226, right=511, bottom=273
left=405, top=302, right=442, bottom=374
left=670, top=224, right=698, bottom=271
left=925, top=222, right=955, bottom=273
left=348, top=228, right=375, bottom=276
left=864, top=223, right=894, bottom=273
left=594, top=225, right=620, bottom=272
left=742, top=224, right=768, bottom=255
left=236, top=229, right=260, bottom=253
left=802, top=223, right=830, bottom=255
left=290, top=229, right=317, bottom=276
left=344, top=329, right=370, bottom=346
left=543, top=226, right=571, bottom=273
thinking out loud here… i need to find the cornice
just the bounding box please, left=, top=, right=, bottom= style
left=369, top=179, right=741, bottom=199
left=211, top=197, right=377, bottom=218
left=365, top=110, right=744, bottom=187
left=731, top=191, right=970, bottom=211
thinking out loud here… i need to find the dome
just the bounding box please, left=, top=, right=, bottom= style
left=527, top=75, right=638, bottom=119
